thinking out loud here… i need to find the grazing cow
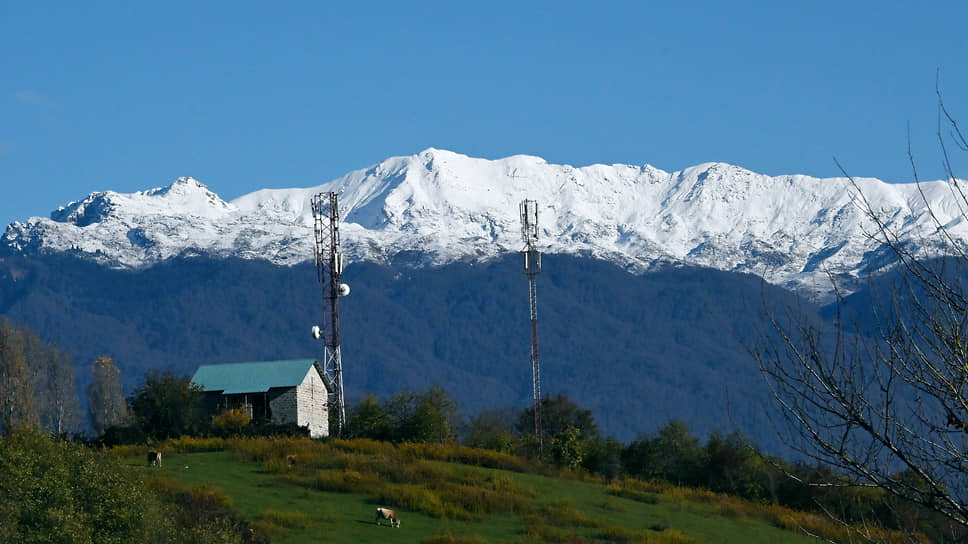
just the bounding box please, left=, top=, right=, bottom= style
left=375, top=507, right=400, bottom=528
left=147, top=450, right=162, bottom=467
left=285, top=454, right=298, bottom=468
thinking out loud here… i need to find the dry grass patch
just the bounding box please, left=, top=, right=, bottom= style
left=424, top=531, right=491, bottom=544
left=243, top=436, right=534, bottom=520
left=250, top=507, right=311, bottom=538
left=597, top=526, right=695, bottom=544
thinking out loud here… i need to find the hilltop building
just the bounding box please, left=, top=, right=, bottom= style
left=191, top=359, right=330, bottom=438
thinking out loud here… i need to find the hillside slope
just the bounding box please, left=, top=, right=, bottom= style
left=139, top=440, right=824, bottom=544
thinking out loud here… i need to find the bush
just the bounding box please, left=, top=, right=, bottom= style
left=101, top=422, right=147, bottom=446
left=211, top=408, right=251, bottom=436
left=164, top=435, right=227, bottom=453
left=0, top=428, right=255, bottom=544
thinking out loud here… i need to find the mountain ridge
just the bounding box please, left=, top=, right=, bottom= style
left=4, top=148, right=966, bottom=298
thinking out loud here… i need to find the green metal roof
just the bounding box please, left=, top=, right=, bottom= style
left=191, top=359, right=324, bottom=395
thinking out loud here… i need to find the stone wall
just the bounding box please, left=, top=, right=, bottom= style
left=296, top=368, right=329, bottom=438
left=268, top=386, right=298, bottom=426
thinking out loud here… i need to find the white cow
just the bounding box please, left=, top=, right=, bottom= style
left=375, top=507, right=400, bottom=528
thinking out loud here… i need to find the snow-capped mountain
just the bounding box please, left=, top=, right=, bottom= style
left=4, top=148, right=966, bottom=297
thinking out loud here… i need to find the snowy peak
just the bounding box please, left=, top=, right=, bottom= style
left=3, top=149, right=966, bottom=297
left=49, top=176, right=232, bottom=228
left=145, top=176, right=223, bottom=203
left=50, top=191, right=120, bottom=227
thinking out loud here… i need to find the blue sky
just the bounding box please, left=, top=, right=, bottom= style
left=2, top=1, right=966, bottom=228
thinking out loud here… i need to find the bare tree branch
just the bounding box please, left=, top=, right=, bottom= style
left=757, top=88, right=968, bottom=537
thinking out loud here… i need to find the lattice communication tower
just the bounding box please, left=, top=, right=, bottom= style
left=311, top=192, right=350, bottom=437
left=520, top=199, right=543, bottom=450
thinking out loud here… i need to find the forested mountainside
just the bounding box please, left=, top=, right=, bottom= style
left=0, top=252, right=818, bottom=448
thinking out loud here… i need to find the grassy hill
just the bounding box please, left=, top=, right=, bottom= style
left=113, top=436, right=876, bottom=544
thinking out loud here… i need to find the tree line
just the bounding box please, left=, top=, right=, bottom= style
left=2, top=315, right=964, bottom=541
left=0, top=318, right=81, bottom=435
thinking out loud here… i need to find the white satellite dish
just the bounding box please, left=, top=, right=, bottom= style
left=311, top=325, right=322, bottom=339
left=339, top=283, right=350, bottom=296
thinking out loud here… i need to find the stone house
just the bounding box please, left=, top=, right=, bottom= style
left=191, top=359, right=330, bottom=438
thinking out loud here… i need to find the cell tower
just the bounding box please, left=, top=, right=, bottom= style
left=311, top=192, right=350, bottom=437
left=520, top=199, right=543, bottom=450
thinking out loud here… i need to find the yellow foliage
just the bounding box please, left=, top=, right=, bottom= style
left=163, top=436, right=226, bottom=453
left=106, top=444, right=143, bottom=458
left=211, top=407, right=250, bottom=435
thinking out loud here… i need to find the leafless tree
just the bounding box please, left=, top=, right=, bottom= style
left=754, top=85, right=968, bottom=536
left=87, top=356, right=128, bottom=437
left=20, top=327, right=80, bottom=435
left=42, top=346, right=80, bottom=435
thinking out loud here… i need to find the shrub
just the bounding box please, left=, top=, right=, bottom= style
left=0, top=428, right=254, bottom=544
left=107, top=444, right=145, bottom=459
left=100, top=422, right=148, bottom=446
left=163, top=435, right=226, bottom=453
left=212, top=408, right=251, bottom=436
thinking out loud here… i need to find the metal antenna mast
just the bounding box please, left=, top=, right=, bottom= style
left=520, top=199, right=543, bottom=450
left=311, top=192, right=349, bottom=437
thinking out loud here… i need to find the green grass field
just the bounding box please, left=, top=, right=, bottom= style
left=117, top=439, right=827, bottom=543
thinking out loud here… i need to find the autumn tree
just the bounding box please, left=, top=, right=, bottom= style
left=0, top=319, right=37, bottom=433
left=87, top=356, right=128, bottom=437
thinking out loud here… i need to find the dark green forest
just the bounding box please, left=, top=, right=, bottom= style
left=0, top=253, right=817, bottom=450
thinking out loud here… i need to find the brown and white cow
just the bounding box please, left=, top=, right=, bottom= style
left=375, top=507, right=400, bottom=528
left=285, top=454, right=298, bottom=468
left=147, top=450, right=162, bottom=467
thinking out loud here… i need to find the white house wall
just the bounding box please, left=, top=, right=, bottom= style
left=296, top=369, right=330, bottom=438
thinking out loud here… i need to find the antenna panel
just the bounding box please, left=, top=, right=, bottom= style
left=520, top=199, right=539, bottom=246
